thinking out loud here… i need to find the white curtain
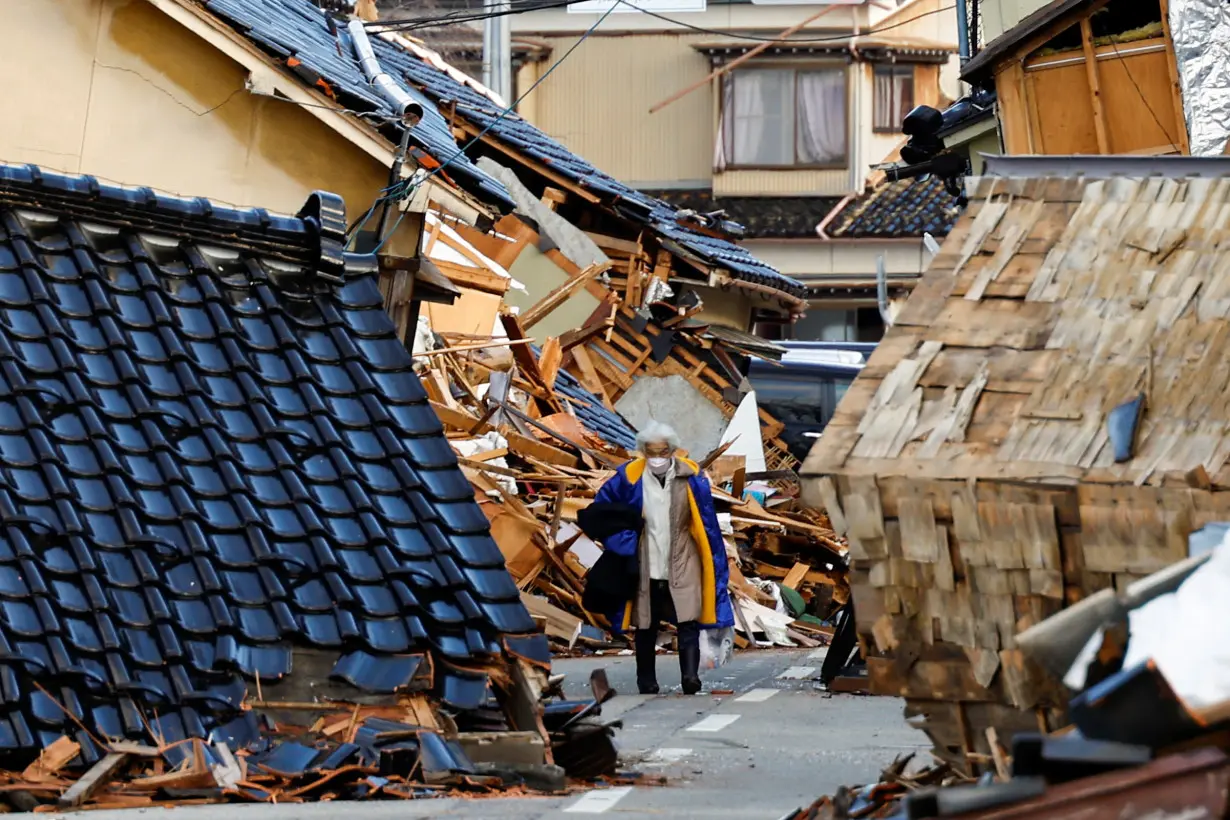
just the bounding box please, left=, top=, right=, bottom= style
left=797, top=70, right=847, bottom=164
left=874, top=69, right=895, bottom=130
left=714, top=75, right=734, bottom=172
left=720, top=70, right=793, bottom=166
left=873, top=67, right=914, bottom=131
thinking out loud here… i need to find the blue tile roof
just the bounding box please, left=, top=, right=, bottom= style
left=206, top=0, right=514, bottom=210
left=829, top=176, right=960, bottom=239
left=201, top=0, right=806, bottom=300
left=0, top=161, right=543, bottom=761
left=553, top=367, right=638, bottom=452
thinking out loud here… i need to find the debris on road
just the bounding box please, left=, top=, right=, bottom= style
left=790, top=523, right=1230, bottom=819
left=415, top=318, right=850, bottom=654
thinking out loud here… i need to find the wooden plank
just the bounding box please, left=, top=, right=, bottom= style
left=505, top=430, right=579, bottom=469
left=919, top=347, right=1057, bottom=394
left=23, top=736, right=80, bottom=782
left=430, top=258, right=511, bottom=295
left=965, top=200, right=1047, bottom=301
left=456, top=731, right=547, bottom=767
left=781, top=562, right=810, bottom=590
left=58, top=753, right=129, bottom=807
left=866, top=657, right=997, bottom=702
left=995, top=62, right=1034, bottom=154
left=520, top=593, right=582, bottom=647
left=108, top=742, right=162, bottom=758
left=538, top=337, right=563, bottom=389
left=520, top=261, right=610, bottom=331
left=1080, top=17, right=1110, bottom=153
left=430, top=400, right=493, bottom=435
left=924, top=299, right=1058, bottom=349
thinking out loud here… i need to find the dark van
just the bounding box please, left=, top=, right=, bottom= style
left=747, top=342, right=873, bottom=463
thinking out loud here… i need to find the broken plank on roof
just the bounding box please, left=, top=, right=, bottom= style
left=520, top=261, right=610, bottom=331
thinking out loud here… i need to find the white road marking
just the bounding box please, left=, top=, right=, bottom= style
left=644, top=747, right=692, bottom=764
left=808, top=648, right=829, bottom=661
left=778, top=665, right=817, bottom=680
left=687, top=713, right=741, bottom=732
left=565, top=786, right=634, bottom=813
left=735, top=688, right=779, bottom=703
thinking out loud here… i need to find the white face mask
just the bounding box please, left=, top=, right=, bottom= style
left=647, top=456, right=671, bottom=474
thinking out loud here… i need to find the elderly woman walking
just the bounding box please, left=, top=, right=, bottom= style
left=588, top=422, right=733, bottom=695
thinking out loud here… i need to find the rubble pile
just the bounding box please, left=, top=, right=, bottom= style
left=787, top=524, right=1230, bottom=819
left=785, top=756, right=970, bottom=819
left=0, top=673, right=629, bottom=811
left=413, top=313, right=850, bottom=656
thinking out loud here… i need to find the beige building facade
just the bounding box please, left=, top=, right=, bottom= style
left=511, top=0, right=962, bottom=341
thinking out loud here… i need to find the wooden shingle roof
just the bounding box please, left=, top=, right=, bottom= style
left=804, top=172, right=1230, bottom=487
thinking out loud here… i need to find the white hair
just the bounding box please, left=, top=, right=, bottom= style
left=635, top=421, right=680, bottom=453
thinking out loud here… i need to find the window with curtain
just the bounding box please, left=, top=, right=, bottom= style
left=717, top=67, right=847, bottom=169
left=873, top=65, right=915, bottom=132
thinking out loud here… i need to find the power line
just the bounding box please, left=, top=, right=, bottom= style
left=1106, top=38, right=1176, bottom=149
left=613, top=0, right=958, bottom=43
left=358, top=1, right=617, bottom=252
left=370, top=0, right=574, bottom=32
left=371, top=0, right=956, bottom=46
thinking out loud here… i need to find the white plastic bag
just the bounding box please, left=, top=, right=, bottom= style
left=699, top=627, right=735, bottom=670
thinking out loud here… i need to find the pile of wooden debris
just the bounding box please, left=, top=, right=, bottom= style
left=417, top=312, right=851, bottom=654
left=784, top=755, right=971, bottom=820
left=0, top=673, right=627, bottom=811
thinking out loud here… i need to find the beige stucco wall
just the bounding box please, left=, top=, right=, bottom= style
left=517, top=32, right=715, bottom=188
left=515, top=4, right=957, bottom=195
left=743, top=237, right=928, bottom=286
left=0, top=0, right=415, bottom=251
left=687, top=284, right=754, bottom=330
left=976, top=0, right=1050, bottom=48
left=966, top=130, right=1002, bottom=175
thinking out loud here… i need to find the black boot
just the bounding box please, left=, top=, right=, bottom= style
left=678, top=622, right=702, bottom=695
left=634, top=628, right=660, bottom=695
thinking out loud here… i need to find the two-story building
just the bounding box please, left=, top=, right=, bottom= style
left=510, top=0, right=962, bottom=341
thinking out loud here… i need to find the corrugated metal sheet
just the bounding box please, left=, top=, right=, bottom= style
left=713, top=168, right=852, bottom=196
left=525, top=34, right=714, bottom=186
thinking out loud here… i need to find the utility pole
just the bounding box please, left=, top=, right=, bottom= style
left=483, top=0, right=513, bottom=104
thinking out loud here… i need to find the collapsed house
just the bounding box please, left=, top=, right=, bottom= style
left=0, top=161, right=617, bottom=807
left=186, top=0, right=809, bottom=470
left=801, top=154, right=1230, bottom=766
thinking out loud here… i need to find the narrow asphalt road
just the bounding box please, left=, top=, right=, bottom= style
left=44, top=648, right=927, bottom=820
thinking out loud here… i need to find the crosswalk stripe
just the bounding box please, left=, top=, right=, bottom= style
left=778, top=666, right=816, bottom=680
left=687, top=713, right=741, bottom=732
left=565, top=786, right=634, bottom=813
left=807, top=648, right=829, bottom=661
left=735, top=688, right=778, bottom=703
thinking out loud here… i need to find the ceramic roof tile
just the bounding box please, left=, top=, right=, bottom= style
left=828, top=176, right=961, bottom=239
left=199, top=0, right=806, bottom=300
left=553, top=370, right=637, bottom=452
left=0, top=161, right=534, bottom=758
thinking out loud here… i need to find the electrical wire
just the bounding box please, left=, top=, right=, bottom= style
left=370, top=0, right=576, bottom=32
left=352, top=0, right=955, bottom=247
left=361, top=0, right=617, bottom=253
left=1105, top=38, right=1177, bottom=149
left=372, top=0, right=955, bottom=45
left=613, top=0, right=958, bottom=43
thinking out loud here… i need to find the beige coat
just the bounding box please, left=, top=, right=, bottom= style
left=633, top=458, right=703, bottom=629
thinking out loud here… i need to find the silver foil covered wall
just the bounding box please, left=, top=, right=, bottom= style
left=1170, top=0, right=1230, bottom=155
